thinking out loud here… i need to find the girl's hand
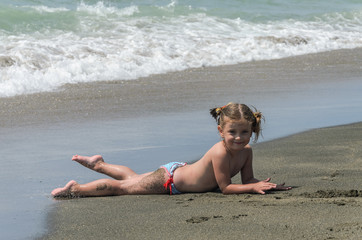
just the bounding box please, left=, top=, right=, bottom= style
left=252, top=178, right=277, bottom=194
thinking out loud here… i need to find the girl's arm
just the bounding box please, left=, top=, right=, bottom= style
left=222, top=178, right=277, bottom=194
left=240, top=148, right=259, bottom=184
left=212, top=148, right=276, bottom=195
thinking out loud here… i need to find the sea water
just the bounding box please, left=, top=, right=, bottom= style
left=1, top=0, right=362, bottom=97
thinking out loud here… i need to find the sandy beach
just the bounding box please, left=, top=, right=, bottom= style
left=1, top=48, right=361, bottom=239
left=40, top=122, right=362, bottom=240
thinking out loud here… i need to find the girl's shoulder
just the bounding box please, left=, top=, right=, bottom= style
left=209, top=142, right=229, bottom=157
left=210, top=141, right=225, bottom=150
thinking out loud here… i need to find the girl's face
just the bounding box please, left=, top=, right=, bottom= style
left=218, top=117, right=252, bottom=152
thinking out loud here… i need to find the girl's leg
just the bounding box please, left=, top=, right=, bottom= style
left=51, top=169, right=168, bottom=198
left=72, top=155, right=138, bottom=180
left=51, top=179, right=123, bottom=197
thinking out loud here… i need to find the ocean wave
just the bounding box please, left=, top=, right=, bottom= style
left=1, top=1, right=362, bottom=97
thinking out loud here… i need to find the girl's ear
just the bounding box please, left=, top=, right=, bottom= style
left=218, top=125, right=224, bottom=138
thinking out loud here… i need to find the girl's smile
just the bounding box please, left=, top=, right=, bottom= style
left=218, top=117, right=252, bottom=152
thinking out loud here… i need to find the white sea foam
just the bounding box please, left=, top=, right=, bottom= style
left=26, top=5, right=69, bottom=13
left=77, top=1, right=139, bottom=17
left=1, top=2, right=362, bottom=97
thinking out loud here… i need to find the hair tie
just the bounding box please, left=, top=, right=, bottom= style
left=253, top=112, right=262, bottom=120
left=215, top=104, right=228, bottom=115
left=215, top=107, right=222, bottom=114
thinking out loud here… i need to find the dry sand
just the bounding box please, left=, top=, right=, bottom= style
left=40, top=122, right=362, bottom=240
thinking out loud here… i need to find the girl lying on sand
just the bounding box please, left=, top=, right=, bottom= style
left=52, top=103, right=291, bottom=197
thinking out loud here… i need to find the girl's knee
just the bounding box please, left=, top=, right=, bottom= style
left=98, top=179, right=124, bottom=195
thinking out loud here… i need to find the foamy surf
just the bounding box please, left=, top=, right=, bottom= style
left=1, top=1, right=362, bottom=97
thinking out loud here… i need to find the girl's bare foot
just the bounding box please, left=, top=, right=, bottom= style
left=51, top=180, right=78, bottom=198
left=72, top=155, right=104, bottom=172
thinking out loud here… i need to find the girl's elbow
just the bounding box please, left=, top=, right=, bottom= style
left=220, top=186, right=233, bottom=195
left=218, top=181, right=235, bottom=194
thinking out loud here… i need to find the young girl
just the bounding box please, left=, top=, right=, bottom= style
left=52, top=103, right=291, bottom=197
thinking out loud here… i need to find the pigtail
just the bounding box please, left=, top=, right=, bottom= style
left=210, top=107, right=221, bottom=122
left=251, top=110, right=263, bottom=142
left=210, top=103, right=231, bottom=124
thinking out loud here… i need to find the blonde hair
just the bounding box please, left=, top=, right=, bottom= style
left=210, top=103, right=263, bottom=142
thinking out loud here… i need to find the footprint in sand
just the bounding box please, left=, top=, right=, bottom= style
left=186, top=216, right=210, bottom=223
left=232, top=214, right=248, bottom=219
left=303, top=189, right=361, bottom=198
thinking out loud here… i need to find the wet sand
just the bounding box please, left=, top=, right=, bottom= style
left=40, top=122, right=362, bottom=240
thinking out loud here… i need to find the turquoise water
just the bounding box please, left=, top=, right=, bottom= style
left=1, top=0, right=362, bottom=97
